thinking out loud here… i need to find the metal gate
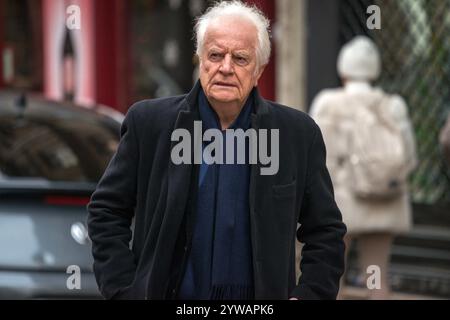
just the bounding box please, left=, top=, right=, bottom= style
left=340, top=0, right=450, bottom=205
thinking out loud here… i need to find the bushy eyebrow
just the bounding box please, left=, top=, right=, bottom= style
left=233, top=52, right=251, bottom=58
left=207, top=47, right=251, bottom=57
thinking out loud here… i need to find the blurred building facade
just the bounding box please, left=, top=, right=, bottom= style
left=0, top=0, right=276, bottom=113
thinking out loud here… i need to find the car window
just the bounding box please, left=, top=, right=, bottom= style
left=0, top=114, right=119, bottom=183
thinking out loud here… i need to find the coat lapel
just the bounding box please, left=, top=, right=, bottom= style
left=249, top=88, right=271, bottom=297
left=249, top=88, right=271, bottom=220
left=147, top=83, right=201, bottom=297
left=165, top=82, right=201, bottom=222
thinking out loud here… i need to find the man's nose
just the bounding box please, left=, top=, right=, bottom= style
left=219, top=54, right=234, bottom=75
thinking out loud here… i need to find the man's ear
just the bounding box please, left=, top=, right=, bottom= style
left=255, top=64, right=267, bottom=87
left=193, top=53, right=200, bottom=66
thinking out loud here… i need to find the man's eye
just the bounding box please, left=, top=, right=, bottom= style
left=234, top=57, right=248, bottom=65
left=209, top=53, right=222, bottom=61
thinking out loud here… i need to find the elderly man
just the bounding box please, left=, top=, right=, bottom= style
left=88, top=1, right=346, bottom=300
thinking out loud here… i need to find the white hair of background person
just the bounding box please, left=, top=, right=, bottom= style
left=195, top=0, right=271, bottom=69
left=337, top=35, right=381, bottom=81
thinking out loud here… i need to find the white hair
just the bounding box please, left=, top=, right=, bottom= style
left=195, top=0, right=271, bottom=67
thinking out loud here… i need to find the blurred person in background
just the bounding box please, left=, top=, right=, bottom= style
left=310, top=36, right=417, bottom=300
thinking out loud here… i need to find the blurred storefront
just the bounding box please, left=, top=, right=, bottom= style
left=0, top=0, right=276, bottom=113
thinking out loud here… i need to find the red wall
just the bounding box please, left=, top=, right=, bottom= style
left=94, top=0, right=131, bottom=113
left=245, top=0, right=276, bottom=101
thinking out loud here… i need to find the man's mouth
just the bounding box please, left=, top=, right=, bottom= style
left=214, top=82, right=236, bottom=88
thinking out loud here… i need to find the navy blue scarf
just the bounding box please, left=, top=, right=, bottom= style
left=178, top=89, right=255, bottom=300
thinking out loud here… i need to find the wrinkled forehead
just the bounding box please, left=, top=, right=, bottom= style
left=203, top=16, right=258, bottom=52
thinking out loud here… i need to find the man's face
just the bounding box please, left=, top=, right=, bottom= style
left=199, top=17, right=265, bottom=107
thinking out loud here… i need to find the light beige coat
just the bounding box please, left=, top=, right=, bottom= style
left=310, top=81, right=417, bottom=234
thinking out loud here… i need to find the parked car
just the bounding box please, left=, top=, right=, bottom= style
left=0, top=91, right=123, bottom=299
